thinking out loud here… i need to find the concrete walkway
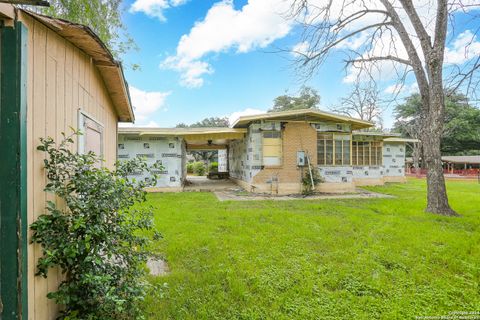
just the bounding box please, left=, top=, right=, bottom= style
left=183, top=176, right=241, bottom=192
left=214, top=189, right=395, bottom=201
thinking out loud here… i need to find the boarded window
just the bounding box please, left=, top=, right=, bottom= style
left=79, top=111, right=104, bottom=158
left=262, top=131, right=282, bottom=166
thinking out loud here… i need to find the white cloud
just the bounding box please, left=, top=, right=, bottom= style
left=130, top=0, right=189, bottom=21
left=162, top=0, right=294, bottom=87
left=444, top=30, right=480, bottom=65
left=291, top=41, right=310, bottom=57
left=384, top=82, right=418, bottom=95
left=129, top=86, right=171, bottom=124
left=161, top=56, right=214, bottom=88
left=228, top=108, right=265, bottom=126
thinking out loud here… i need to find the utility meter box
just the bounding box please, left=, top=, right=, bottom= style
left=297, top=151, right=306, bottom=167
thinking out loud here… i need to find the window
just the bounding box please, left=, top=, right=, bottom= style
left=352, top=139, right=382, bottom=166
left=317, top=133, right=351, bottom=166
left=78, top=111, right=104, bottom=158
left=262, top=130, right=282, bottom=166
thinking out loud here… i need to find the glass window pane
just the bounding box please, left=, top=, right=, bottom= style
left=352, top=141, right=357, bottom=165
left=326, top=139, right=333, bottom=165
left=343, top=140, right=351, bottom=165
left=335, top=137, right=342, bottom=165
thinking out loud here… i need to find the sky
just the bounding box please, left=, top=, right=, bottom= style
left=119, top=0, right=480, bottom=129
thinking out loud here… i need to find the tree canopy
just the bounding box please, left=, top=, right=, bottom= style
left=393, top=93, right=480, bottom=155
left=176, top=117, right=229, bottom=128
left=269, top=86, right=320, bottom=112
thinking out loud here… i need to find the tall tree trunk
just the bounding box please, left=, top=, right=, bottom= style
left=421, top=83, right=458, bottom=216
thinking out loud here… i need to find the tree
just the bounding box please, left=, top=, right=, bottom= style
left=269, top=86, right=320, bottom=112
left=331, top=81, right=383, bottom=128
left=190, top=117, right=229, bottom=128
left=394, top=93, right=480, bottom=161
left=393, top=94, right=424, bottom=173
left=31, top=133, right=158, bottom=319
left=290, top=0, right=480, bottom=216
left=31, top=0, right=135, bottom=59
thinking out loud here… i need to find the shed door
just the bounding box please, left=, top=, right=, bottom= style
left=84, top=117, right=103, bottom=156
left=79, top=111, right=104, bottom=158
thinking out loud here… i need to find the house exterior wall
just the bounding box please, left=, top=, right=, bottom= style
left=230, top=122, right=408, bottom=194
left=383, top=142, right=407, bottom=183
left=117, top=134, right=185, bottom=190
left=218, top=149, right=228, bottom=172
left=21, top=12, right=121, bottom=319
left=250, top=122, right=317, bottom=194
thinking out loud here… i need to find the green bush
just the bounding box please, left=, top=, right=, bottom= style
left=186, top=162, right=194, bottom=174
left=193, top=161, right=206, bottom=176
left=209, top=162, right=218, bottom=173
left=30, top=131, right=159, bottom=320
left=302, top=168, right=324, bottom=195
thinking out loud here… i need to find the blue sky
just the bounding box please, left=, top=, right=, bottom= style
left=119, top=0, right=480, bottom=129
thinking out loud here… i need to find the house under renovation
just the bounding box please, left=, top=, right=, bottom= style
left=118, top=109, right=411, bottom=194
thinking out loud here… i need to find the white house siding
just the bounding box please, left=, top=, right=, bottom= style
left=228, top=123, right=264, bottom=183
left=246, top=124, right=263, bottom=181
left=352, top=166, right=384, bottom=179
left=117, top=135, right=185, bottom=188
left=383, top=142, right=406, bottom=177
left=318, top=166, right=353, bottom=183
left=218, top=149, right=228, bottom=172
left=228, top=138, right=247, bottom=181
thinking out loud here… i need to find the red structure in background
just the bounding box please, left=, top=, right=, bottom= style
left=406, top=155, right=480, bottom=178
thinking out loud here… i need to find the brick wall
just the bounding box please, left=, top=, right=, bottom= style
left=252, top=122, right=317, bottom=193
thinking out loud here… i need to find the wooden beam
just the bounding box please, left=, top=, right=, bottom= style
left=187, top=144, right=227, bottom=150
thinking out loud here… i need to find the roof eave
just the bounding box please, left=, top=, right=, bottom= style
left=21, top=9, right=135, bottom=123
left=231, top=109, right=374, bottom=129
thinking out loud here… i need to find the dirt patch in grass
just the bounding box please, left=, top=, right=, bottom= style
left=147, top=258, right=169, bottom=276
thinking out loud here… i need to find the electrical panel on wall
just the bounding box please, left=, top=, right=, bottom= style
left=297, top=151, right=306, bottom=167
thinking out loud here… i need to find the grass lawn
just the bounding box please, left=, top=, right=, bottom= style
left=143, top=179, right=480, bottom=319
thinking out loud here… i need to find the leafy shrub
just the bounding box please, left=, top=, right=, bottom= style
left=30, top=131, right=159, bottom=320
left=186, top=162, right=194, bottom=174
left=302, top=168, right=323, bottom=195
left=209, top=162, right=218, bottom=173
left=193, top=161, right=206, bottom=176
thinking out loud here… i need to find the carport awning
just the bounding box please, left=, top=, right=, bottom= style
left=118, top=127, right=247, bottom=142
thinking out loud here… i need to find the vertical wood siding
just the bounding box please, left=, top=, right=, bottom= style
left=21, top=13, right=120, bottom=320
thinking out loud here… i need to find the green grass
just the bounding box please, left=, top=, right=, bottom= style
left=143, top=179, right=480, bottom=319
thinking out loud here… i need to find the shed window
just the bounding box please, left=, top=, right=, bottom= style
left=262, top=131, right=282, bottom=166
left=317, top=133, right=351, bottom=166
left=78, top=111, right=104, bottom=158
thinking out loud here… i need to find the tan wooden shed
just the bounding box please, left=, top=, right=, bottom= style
left=0, top=5, right=134, bottom=319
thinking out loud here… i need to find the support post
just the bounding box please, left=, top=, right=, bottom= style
left=0, top=21, right=29, bottom=319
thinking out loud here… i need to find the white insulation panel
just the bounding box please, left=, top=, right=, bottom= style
left=118, top=135, right=185, bottom=187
